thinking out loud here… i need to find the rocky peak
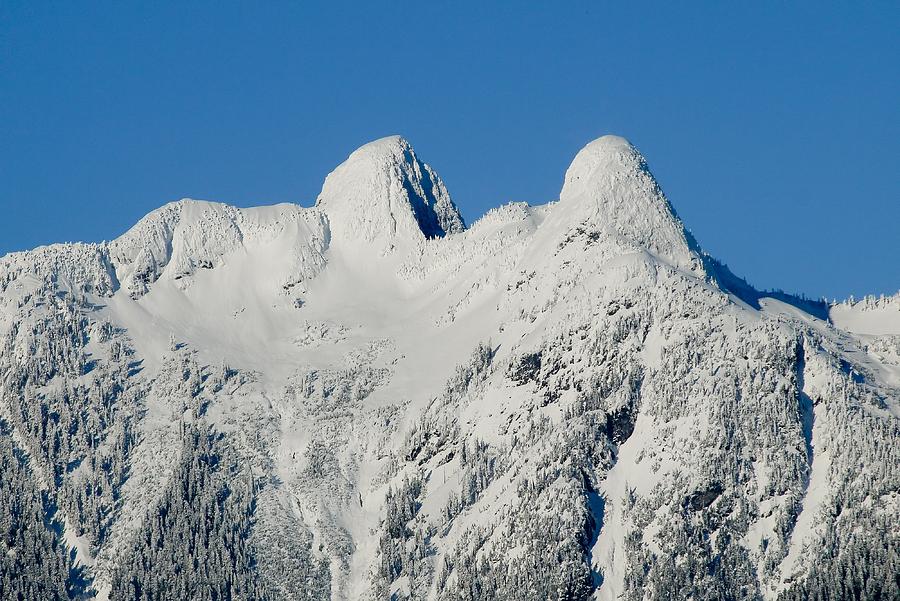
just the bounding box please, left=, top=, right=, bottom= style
left=315, top=136, right=465, bottom=250
left=560, top=135, right=702, bottom=271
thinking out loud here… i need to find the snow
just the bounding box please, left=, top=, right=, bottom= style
left=830, top=294, right=900, bottom=336
left=62, top=518, right=95, bottom=568
left=640, top=321, right=665, bottom=370
left=559, top=134, right=702, bottom=274
left=591, top=412, right=672, bottom=600
left=315, top=135, right=464, bottom=250
left=1, top=133, right=896, bottom=600
left=768, top=347, right=834, bottom=598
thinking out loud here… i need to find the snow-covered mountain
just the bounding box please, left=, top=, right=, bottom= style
left=1, top=135, right=897, bottom=601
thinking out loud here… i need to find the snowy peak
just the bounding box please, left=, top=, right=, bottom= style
left=315, top=136, right=465, bottom=250
left=560, top=135, right=701, bottom=271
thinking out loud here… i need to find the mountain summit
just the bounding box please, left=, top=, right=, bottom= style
left=316, top=136, right=465, bottom=250
left=560, top=135, right=702, bottom=271
left=0, top=135, right=896, bottom=601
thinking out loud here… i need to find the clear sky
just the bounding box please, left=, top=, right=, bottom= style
left=1, top=2, right=897, bottom=300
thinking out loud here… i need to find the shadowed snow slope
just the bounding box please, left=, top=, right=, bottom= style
left=0, top=135, right=896, bottom=601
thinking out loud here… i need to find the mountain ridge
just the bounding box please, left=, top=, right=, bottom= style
left=0, top=134, right=897, bottom=601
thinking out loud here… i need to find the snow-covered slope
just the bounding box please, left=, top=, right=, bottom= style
left=0, top=135, right=896, bottom=601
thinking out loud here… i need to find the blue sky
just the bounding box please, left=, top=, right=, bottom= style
left=1, top=2, right=897, bottom=300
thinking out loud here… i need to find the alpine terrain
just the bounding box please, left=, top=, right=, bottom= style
left=0, top=135, right=897, bottom=601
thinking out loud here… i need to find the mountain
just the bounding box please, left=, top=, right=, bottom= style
left=0, top=135, right=897, bottom=601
